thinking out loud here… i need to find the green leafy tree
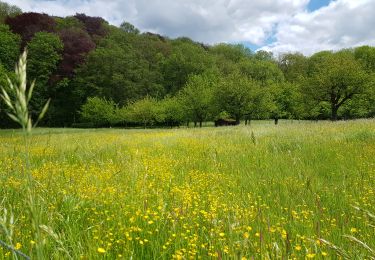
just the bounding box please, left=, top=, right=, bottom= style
left=0, top=24, right=21, bottom=70
left=73, top=27, right=164, bottom=107
left=27, top=32, right=63, bottom=121
left=352, top=46, right=375, bottom=118
left=0, top=1, right=21, bottom=24
left=239, top=58, right=284, bottom=86
left=305, top=50, right=368, bottom=120
left=156, top=96, right=184, bottom=127
left=254, top=50, right=274, bottom=62
left=120, top=21, right=140, bottom=34
left=0, top=63, right=7, bottom=86
left=269, top=83, right=304, bottom=122
left=125, top=96, right=159, bottom=128
left=55, top=16, right=84, bottom=31
left=27, top=32, right=63, bottom=85
left=80, top=97, right=117, bottom=127
left=134, top=33, right=172, bottom=97
left=278, top=52, right=308, bottom=83
left=243, top=84, right=273, bottom=124
left=0, top=63, right=12, bottom=127
left=214, top=72, right=259, bottom=124
left=339, top=73, right=375, bottom=118
left=210, top=43, right=253, bottom=76
left=179, top=72, right=217, bottom=127
left=354, top=46, right=375, bottom=72
left=210, top=43, right=252, bottom=62
left=162, top=40, right=213, bottom=94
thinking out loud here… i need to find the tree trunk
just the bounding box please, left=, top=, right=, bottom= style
left=199, top=121, right=202, bottom=128
left=194, top=121, right=197, bottom=127
left=331, top=105, right=338, bottom=121
left=274, top=117, right=279, bottom=125
left=235, top=115, right=240, bottom=125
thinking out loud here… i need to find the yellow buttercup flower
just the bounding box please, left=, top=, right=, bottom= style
left=350, top=227, right=358, bottom=233
left=15, top=243, right=22, bottom=250
left=97, top=247, right=106, bottom=253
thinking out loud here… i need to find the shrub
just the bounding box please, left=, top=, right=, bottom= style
left=80, top=97, right=117, bottom=127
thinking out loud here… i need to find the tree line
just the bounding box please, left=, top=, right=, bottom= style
left=0, top=1, right=374, bottom=128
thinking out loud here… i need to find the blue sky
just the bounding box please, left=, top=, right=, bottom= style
left=308, top=0, right=332, bottom=11
left=7, top=0, right=375, bottom=55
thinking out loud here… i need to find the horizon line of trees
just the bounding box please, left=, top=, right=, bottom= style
left=0, top=1, right=374, bottom=128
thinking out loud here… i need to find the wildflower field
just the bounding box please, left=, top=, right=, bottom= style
left=0, top=120, right=374, bottom=259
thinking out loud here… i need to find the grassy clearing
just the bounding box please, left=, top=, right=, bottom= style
left=0, top=120, right=374, bottom=259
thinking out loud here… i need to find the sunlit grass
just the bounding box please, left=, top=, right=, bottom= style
left=1, top=120, right=374, bottom=259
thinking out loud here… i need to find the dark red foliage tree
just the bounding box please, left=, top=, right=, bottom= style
left=74, top=13, right=108, bottom=37
left=5, top=12, right=56, bottom=47
left=57, top=28, right=96, bottom=77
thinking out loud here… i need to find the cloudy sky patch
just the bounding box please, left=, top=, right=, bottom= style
left=4, top=0, right=375, bottom=55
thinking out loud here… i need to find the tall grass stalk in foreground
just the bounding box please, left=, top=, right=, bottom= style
left=0, top=50, right=50, bottom=259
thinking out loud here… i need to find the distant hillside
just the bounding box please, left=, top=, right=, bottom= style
left=0, top=1, right=374, bottom=128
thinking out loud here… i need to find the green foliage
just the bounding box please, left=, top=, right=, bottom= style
left=179, top=72, right=217, bottom=126
left=156, top=96, right=184, bottom=126
left=253, top=50, right=274, bottom=61
left=0, top=24, right=21, bottom=70
left=125, top=96, right=159, bottom=128
left=278, top=52, right=308, bottom=83
left=0, top=1, right=22, bottom=24
left=80, top=97, right=117, bottom=127
left=55, top=16, right=84, bottom=31
left=162, top=41, right=213, bottom=94
left=0, top=50, right=50, bottom=132
left=73, top=26, right=165, bottom=108
left=214, top=72, right=259, bottom=122
left=210, top=44, right=253, bottom=76
left=305, top=50, right=369, bottom=120
left=26, top=32, right=63, bottom=121
left=210, top=43, right=253, bottom=62
left=269, top=83, right=304, bottom=119
left=0, top=64, right=17, bottom=127
left=339, top=74, right=375, bottom=118
left=239, top=58, right=284, bottom=86
left=0, top=63, right=7, bottom=86
left=215, top=111, right=231, bottom=120
left=27, top=32, right=63, bottom=85
left=354, top=45, right=375, bottom=72
left=120, top=21, right=140, bottom=34
left=0, top=7, right=374, bottom=127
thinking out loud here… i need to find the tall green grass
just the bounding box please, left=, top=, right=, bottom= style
left=1, top=50, right=50, bottom=260
left=0, top=120, right=374, bottom=259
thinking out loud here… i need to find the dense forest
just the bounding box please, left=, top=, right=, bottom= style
left=0, top=1, right=374, bottom=128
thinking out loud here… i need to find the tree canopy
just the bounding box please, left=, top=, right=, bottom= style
left=306, top=50, right=368, bottom=120
left=0, top=5, right=374, bottom=128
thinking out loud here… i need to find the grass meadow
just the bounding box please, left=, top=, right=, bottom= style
left=0, top=120, right=374, bottom=259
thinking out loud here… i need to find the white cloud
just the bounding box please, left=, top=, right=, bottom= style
left=4, top=0, right=375, bottom=55
left=6, top=0, right=308, bottom=46
left=261, top=0, right=375, bottom=55
left=126, top=0, right=309, bottom=45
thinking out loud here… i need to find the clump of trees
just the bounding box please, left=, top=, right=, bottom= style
left=0, top=1, right=374, bottom=128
